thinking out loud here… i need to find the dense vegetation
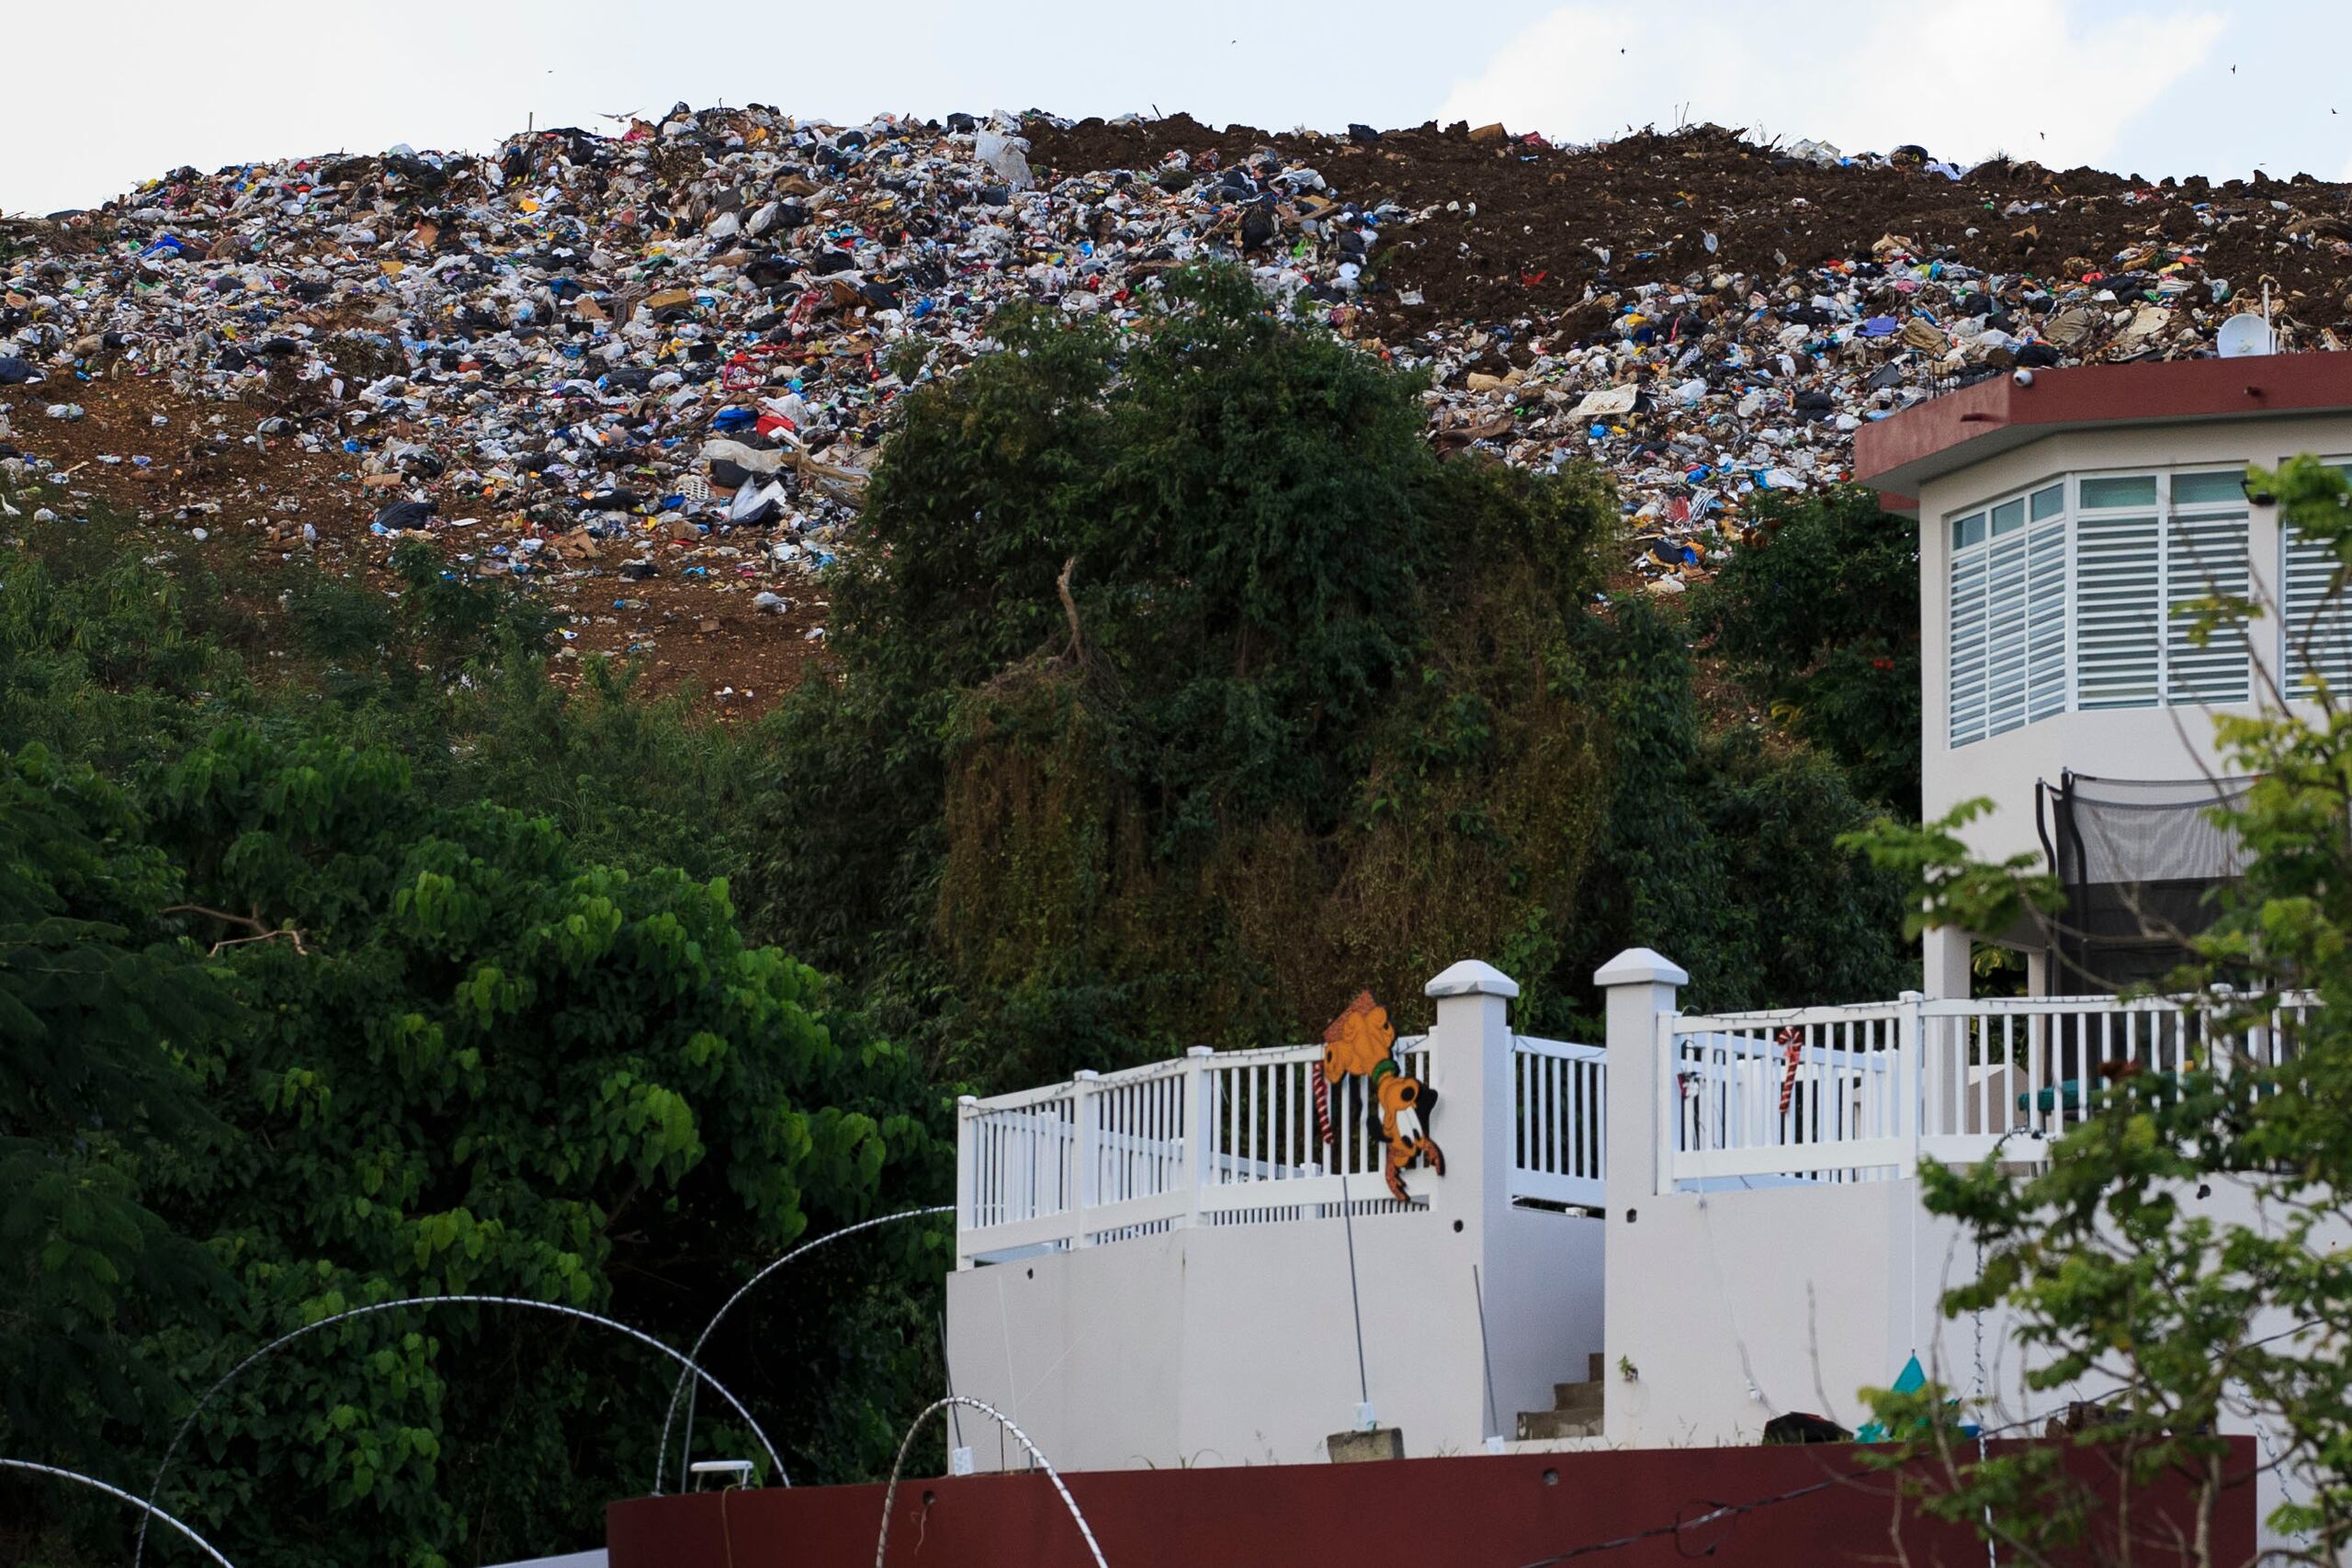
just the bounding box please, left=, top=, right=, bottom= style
left=1695, top=481, right=1922, bottom=815
left=2, top=269, right=1913, bottom=1568
left=749, top=269, right=1912, bottom=1087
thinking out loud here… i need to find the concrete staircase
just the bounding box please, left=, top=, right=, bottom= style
left=1515, top=1353, right=1605, bottom=1441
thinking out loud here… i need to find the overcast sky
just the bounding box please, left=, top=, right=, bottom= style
left=6, top=0, right=2349, bottom=216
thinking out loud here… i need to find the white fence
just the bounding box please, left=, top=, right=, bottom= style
left=956, top=1034, right=1603, bottom=1267
left=1511, top=1036, right=1608, bottom=1207
left=1662, top=990, right=2315, bottom=1188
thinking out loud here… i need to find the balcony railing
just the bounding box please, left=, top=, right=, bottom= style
left=1662, top=990, right=2316, bottom=1188
left=956, top=1032, right=1603, bottom=1268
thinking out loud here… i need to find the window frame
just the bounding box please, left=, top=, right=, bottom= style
left=1942, top=465, right=2256, bottom=748
left=2279, top=456, right=2352, bottom=698
left=1946, top=474, right=2069, bottom=747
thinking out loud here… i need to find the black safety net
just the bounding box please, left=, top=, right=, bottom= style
left=2039, top=771, right=2254, bottom=992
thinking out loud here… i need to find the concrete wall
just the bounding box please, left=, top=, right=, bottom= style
left=1598, top=953, right=2333, bottom=1554
left=1600, top=1169, right=2326, bottom=1548
left=945, top=1201, right=1603, bottom=1470
left=944, top=962, right=1606, bottom=1472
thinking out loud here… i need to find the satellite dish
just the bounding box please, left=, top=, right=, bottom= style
left=2217, top=314, right=2275, bottom=358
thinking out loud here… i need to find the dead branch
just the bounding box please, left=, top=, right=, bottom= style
left=1057, top=556, right=1084, bottom=663
left=161, top=903, right=311, bottom=957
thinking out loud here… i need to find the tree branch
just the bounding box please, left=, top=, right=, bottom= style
left=159, top=904, right=311, bottom=956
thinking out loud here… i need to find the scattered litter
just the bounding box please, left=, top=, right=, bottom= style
left=3, top=107, right=2346, bottom=676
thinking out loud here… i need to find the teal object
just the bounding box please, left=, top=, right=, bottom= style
left=2019, top=1080, right=2090, bottom=1114
left=1855, top=1355, right=1929, bottom=1443
left=2018, top=1072, right=2184, bottom=1115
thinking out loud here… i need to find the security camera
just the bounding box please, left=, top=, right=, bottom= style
left=2012, top=367, right=2035, bottom=388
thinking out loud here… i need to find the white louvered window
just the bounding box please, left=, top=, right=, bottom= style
left=2163, top=471, right=2251, bottom=705
left=1949, top=510, right=1990, bottom=746
left=1950, top=481, right=2066, bottom=746
left=2075, top=475, right=2164, bottom=709
left=2026, top=484, right=2068, bottom=721
left=2282, top=462, right=2352, bottom=697
left=1950, top=470, right=2252, bottom=747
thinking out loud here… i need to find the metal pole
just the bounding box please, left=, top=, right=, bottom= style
left=1340, top=1168, right=1371, bottom=1416
left=135, top=1294, right=782, bottom=1568
left=1472, top=1264, right=1499, bottom=1442
left=3, top=1459, right=241, bottom=1568
left=657, top=1206, right=953, bottom=1493
left=876, top=1397, right=1105, bottom=1568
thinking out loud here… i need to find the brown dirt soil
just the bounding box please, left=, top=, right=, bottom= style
left=1028, top=118, right=2352, bottom=337
left=10, top=371, right=831, bottom=718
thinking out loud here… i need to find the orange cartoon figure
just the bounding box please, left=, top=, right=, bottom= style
left=1316, top=991, right=1445, bottom=1202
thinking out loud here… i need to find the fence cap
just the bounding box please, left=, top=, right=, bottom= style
left=1425, top=959, right=1521, bottom=999
left=1593, top=948, right=1690, bottom=988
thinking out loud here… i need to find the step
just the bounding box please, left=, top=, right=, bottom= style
left=1516, top=1408, right=1603, bottom=1441
left=1551, top=1382, right=1604, bottom=1416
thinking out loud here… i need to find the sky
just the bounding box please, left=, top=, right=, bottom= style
left=6, top=0, right=2350, bottom=216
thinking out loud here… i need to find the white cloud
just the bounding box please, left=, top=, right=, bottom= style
left=1440, top=0, right=2225, bottom=172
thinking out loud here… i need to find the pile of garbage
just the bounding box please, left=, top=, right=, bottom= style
left=5, top=106, right=2350, bottom=699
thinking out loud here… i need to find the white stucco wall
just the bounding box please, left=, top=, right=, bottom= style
left=1601, top=1171, right=2330, bottom=1551
left=945, top=1203, right=1603, bottom=1471
left=1598, top=954, right=2335, bottom=1553
left=944, top=968, right=1607, bottom=1472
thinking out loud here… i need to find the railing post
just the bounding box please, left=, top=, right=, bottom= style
left=955, top=1094, right=979, bottom=1270
left=1596, top=948, right=1688, bottom=1202
left=1424, top=960, right=1521, bottom=1228
left=1182, top=1046, right=1215, bottom=1229
left=1071, top=1070, right=1101, bottom=1249
left=1898, top=991, right=1925, bottom=1177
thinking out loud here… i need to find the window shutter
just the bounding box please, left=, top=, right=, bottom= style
left=2164, top=509, right=2250, bottom=704
left=2026, top=520, right=2067, bottom=722
left=2284, top=523, right=2352, bottom=696
left=2075, top=511, right=2162, bottom=709
left=1984, top=531, right=2030, bottom=736
left=1949, top=548, right=1988, bottom=746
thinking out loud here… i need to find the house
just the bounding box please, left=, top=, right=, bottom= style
left=1852, top=351, right=2352, bottom=996
left=613, top=355, right=2349, bottom=1566
left=904, top=951, right=2319, bottom=1562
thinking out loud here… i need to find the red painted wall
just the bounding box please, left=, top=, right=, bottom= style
left=608, top=1439, right=2255, bottom=1568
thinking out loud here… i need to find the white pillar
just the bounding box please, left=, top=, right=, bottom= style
left=1922, top=924, right=1972, bottom=1000
left=1421, top=959, right=1521, bottom=1451
left=1596, top=948, right=1686, bottom=1450
left=1595, top=948, right=1687, bottom=1207
left=954, top=1094, right=978, bottom=1270
left=1071, top=1069, right=1101, bottom=1247
left=1422, top=959, right=1520, bottom=1235
left=1181, top=1045, right=1214, bottom=1230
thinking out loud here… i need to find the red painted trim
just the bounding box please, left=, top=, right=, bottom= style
left=1853, top=354, right=2352, bottom=496
left=608, top=1439, right=2256, bottom=1568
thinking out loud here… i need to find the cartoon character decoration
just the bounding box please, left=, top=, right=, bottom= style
left=1316, top=991, right=1444, bottom=1202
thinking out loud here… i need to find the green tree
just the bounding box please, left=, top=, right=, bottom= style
left=1847, top=457, right=2352, bottom=1564
left=0, top=485, right=949, bottom=1568
left=107, top=723, right=948, bottom=1568
left=0, top=745, right=232, bottom=1491
left=1697, top=484, right=1921, bottom=812
left=749, top=267, right=1908, bottom=1081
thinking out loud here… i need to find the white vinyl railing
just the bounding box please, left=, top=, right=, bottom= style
left=956, top=1033, right=1604, bottom=1266
left=1662, top=990, right=2315, bottom=1188
left=1512, top=1036, right=1608, bottom=1207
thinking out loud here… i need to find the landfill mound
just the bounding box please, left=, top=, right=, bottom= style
left=5, top=105, right=2350, bottom=711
